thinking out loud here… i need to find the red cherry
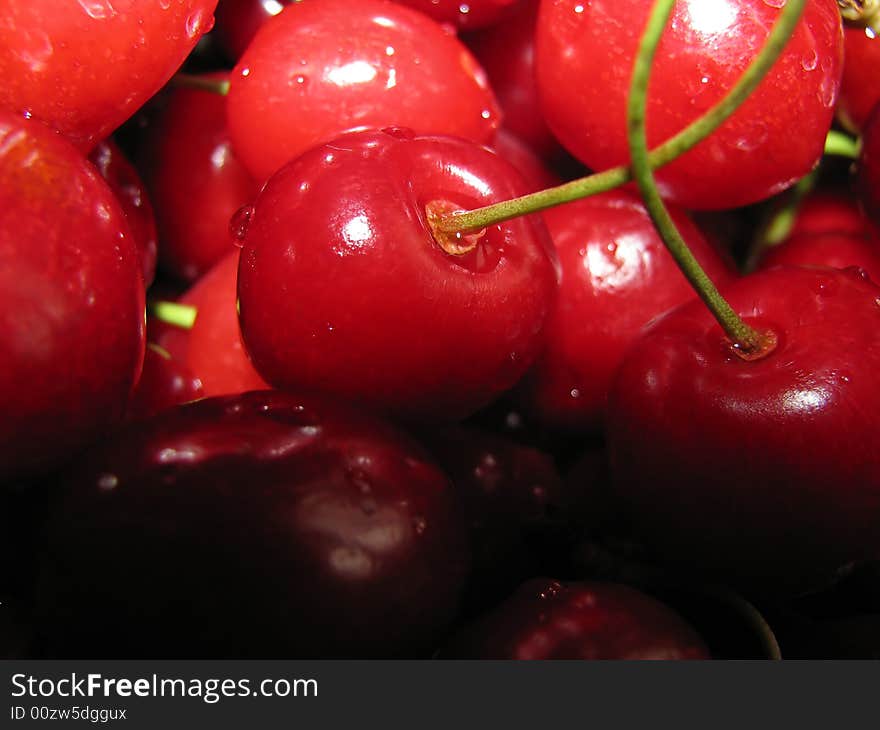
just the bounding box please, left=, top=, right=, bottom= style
left=138, top=73, right=258, bottom=282
left=226, top=0, right=501, bottom=181
left=0, top=0, right=218, bottom=152
left=0, top=111, right=145, bottom=482
left=213, top=0, right=292, bottom=61
left=790, top=188, right=872, bottom=238
left=394, top=0, right=519, bottom=31
left=36, top=391, right=469, bottom=658
left=856, top=101, right=880, bottom=230
left=519, top=189, right=735, bottom=434
left=837, top=25, right=880, bottom=133
left=89, top=138, right=158, bottom=287
left=535, top=0, right=844, bottom=209
left=607, top=266, right=880, bottom=594
left=441, top=578, right=710, bottom=659
left=237, top=129, right=558, bottom=421
left=489, top=129, right=562, bottom=192
left=174, top=251, right=271, bottom=397
left=125, top=343, right=204, bottom=421
left=758, top=232, right=880, bottom=284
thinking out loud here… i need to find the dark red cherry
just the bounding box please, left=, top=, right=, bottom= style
left=837, top=25, right=880, bottom=133
left=789, top=188, right=872, bottom=238
left=519, top=189, right=735, bottom=434
left=394, top=0, right=519, bottom=31
left=855, top=102, right=880, bottom=229
left=213, top=0, right=292, bottom=61
left=125, top=343, right=204, bottom=421
left=237, top=129, right=559, bottom=421
left=441, top=578, right=710, bottom=659
left=89, top=138, right=158, bottom=287
left=139, top=73, right=258, bottom=282
left=35, top=391, right=469, bottom=658
left=535, top=0, right=844, bottom=209
left=607, top=266, right=880, bottom=595
left=227, top=0, right=501, bottom=181
left=0, top=1, right=218, bottom=152
left=0, top=111, right=145, bottom=482
left=489, top=129, right=562, bottom=193
left=758, top=232, right=880, bottom=284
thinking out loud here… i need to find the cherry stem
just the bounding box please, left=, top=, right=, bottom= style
left=627, top=0, right=797, bottom=354
left=148, top=300, right=198, bottom=330
left=837, top=0, right=880, bottom=31
left=170, top=73, right=230, bottom=95
left=824, top=128, right=860, bottom=158
left=433, top=0, right=809, bottom=238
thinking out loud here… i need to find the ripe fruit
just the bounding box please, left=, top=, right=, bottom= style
left=0, top=111, right=145, bottom=482
left=226, top=0, right=501, bottom=181
left=535, top=0, right=844, bottom=209
left=36, top=391, right=470, bottom=658
left=607, top=266, right=880, bottom=594
left=758, top=232, right=880, bottom=284
left=396, top=0, right=519, bottom=31
left=237, top=128, right=558, bottom=421
left=837, top=24, right=880, bottom=133
left=0, top=0, right=218, bottom=151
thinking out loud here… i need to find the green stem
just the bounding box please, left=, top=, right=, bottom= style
left=434, top=0, right=810, bottom=237
left=627, top=0, right=801, bottom=355
left=823, top=129, right=860, bottom=158
left=170, top=73, right=230, bottom=95
left=148, top=300, right=198, bottom=330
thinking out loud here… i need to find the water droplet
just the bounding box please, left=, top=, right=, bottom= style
left=801, top=49, right=818, bottom=71
left=458, top=3, right=470, bottom=14
left=385, top=45, right=395, bottom=56
left=185, top=9, right=214, bottom=39
left=381, top=126, right=415, bottom=139
left=412, top=517, right=427, bottom=535
left=229, top=205, right=255, bottom=244
left=762, top=0, right=786, bottom=7
left=574, top=3, right=585, bottom=12
left=570, top=388, right=581, bottom=399
left=290, top=73, right=308, bottom=86
left=480, top=109, right=492, bottom=120
left=158, top=0, right=171, bottom=9
left=97, top=473, right=118, bottom=490
left=240, top=67, right=251, bottom=78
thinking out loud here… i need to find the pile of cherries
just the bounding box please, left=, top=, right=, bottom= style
left=2, top=0, right=880, bottom=660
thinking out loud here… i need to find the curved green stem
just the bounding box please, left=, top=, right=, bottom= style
left=435, top=0, right=810, bottom=236
left=626, top=0, right=805, bottom=355
left=148, top=300, right=198, bottom=330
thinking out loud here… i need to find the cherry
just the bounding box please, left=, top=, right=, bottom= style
left=226, top=0, right=501, bottom=181
left=394, top=0, right=519, bottom=31
left=490, top=129, right=563, bottom=193
left=789, top=188, right=872, bottom=238
left=440, top=578, right=710, bottom=659
left=0, top=0, right=218, bottom=152
left=237, top=128, right=558, bottom=421
left=157, top=251, right=270, bottom=397
left=89, top=138, right=158, bottom=288
left=0, top=111, right=145, bottom=482
left=35, top=390, right=469, bottom=658
left=757, top=232, right=880, bottom=283
left=606, top=266, right=880, bottom=595
left=837, top=24, right=880, bottom=133
left=518, top=188, right=735, bottom=434
left=213, top=0, right=292, bottom=61
left=855, top=101, right=880, bottom=229
left=124, top=343, right=204, bottom=421
left=138, top=72, right=258, bottom=283
left=535, top=0, right=844, bottom=210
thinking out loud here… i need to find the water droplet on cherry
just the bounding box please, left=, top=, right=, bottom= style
left=185, top=9, right=214, bottom=39
left=381, top=126, right=415, bottom=140
left=229, top=205, right=255, bottom=245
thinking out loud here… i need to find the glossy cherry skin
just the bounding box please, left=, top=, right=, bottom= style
left=465, top=0, right=564, bottom=160
left=790, top=188, right=872, bottom=239
left=395, top=0, right=520, bottom=31
left=160, top=251, right=271, bottom=397
left=237, top=129, right=559, bottom=422
left=441, top=578, right=710, bottom=659
left=227, top=0, right=501, bottom=182
left=837, top=25, right=880, bottom=133
left=0, top=111, right=145, bottom=482
left=489, top=129, right=562, bottom=192
left=535, top=0, right=843, bottom=210
left=607, top=266, right=880, bottom=595
left=35, top=390, right=469, bottom=658
left=138, top=73, right=258, bottom=282
left=89, top=138, right=158, bottom=287
left=125, top=343, right=204, bottom=421
left=758, top=232, right=880, bottom=284
left=0, top=1, right=218, bottom=152
left=518, top=189, right=735, bottom=434
left=213, top=0, right=292, bottom=61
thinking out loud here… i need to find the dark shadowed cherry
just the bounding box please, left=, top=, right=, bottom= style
left=518, top=189, right=735, bottom=434
left=394, top=0, right=519, bottom=30
left=213, top=0, right=292, bottom=61
left=535, top=0, right=843, bottom=209
left=607, top=266, right=880, bottom=595
left=855, top=101, right=880, bottom=229
left=758, top=232, right=880, bottom=283
left=138, top=72, right=258, bottom=282
left=0, top=111, right=145, bottom=482
left=440, top=578, right=710, bottom=659
left=465, top=0, right=565, bottom=160
left=237, top=129, right=559, bottom=421
left=790, top=188, right=872, bottom=238
left=0, top=0, right=218, bottom=152
left=35, top=390, right=470, bottom=658
left=837, top=24, right=880, bottom=133
left=89, top=138, right=158, bottom=287
left=160, top=251, right=271, bottom=397
left=226, top=0, right=501, bottom=181
left=125, top=343, right=204, bottom=421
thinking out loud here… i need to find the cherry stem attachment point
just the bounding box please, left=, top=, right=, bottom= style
left=625, top=0, right=805, bottom=357
left=170, top=73, right=230, bottom=95
left=148, top=300, right=198, bottom=330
